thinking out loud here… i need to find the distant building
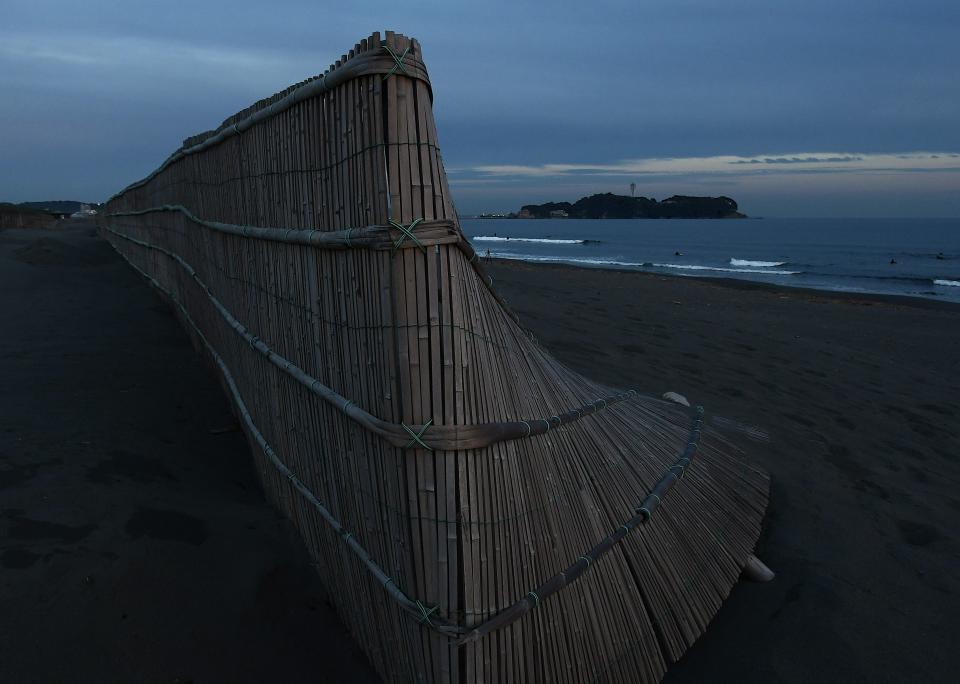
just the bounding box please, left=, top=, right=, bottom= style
left=70, top=203, right=98, bottom=219
left=548, top=209, right=568, bottom=218
left=518, top=208, right=533, bottom=218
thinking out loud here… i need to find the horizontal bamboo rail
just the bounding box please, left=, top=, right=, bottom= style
left=104, top=223, right=646, bottom=451
left=109, top=227, right=710, bottom=643
left=107, top=49, right=431, bottom=203
left=107, top=203, right=518, bottom=322
left=101, top=30, right=769, bottom=683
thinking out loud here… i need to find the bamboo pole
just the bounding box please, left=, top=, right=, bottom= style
left=100, top=30, right=770, bottom=684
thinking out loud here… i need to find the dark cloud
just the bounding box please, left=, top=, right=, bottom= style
left=729, top=156, right=864, bottom=165
left=1, top=0, right=958, bottom=215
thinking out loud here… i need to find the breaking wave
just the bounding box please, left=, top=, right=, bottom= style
left=473, top=236, right=586, bottom=244
left=934, top=279, right=960, bottom=287
left=487, top=253, right=640, bottom=267
left=729, top=258, right=787, bottom=267
left=485, top=253, right=801, bottom=275
left=652, top=263, right=801, bottom=275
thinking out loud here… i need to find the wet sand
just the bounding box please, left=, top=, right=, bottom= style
left=1, top=222, right=957, bottom=682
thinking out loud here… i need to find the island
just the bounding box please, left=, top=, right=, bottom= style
left=514, top=193, right=746, bottom=219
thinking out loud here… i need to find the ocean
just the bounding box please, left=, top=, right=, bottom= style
left=460, top=217, right=960, bottom=304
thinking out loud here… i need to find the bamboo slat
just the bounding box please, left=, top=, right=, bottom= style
left=100, top=31, right=769, bottom=684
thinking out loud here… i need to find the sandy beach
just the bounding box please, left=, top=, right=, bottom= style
left=485, top=259, right=959, bottom=682
left=0, top=222, right=379, bottom=684
left=1, top=221, right=957, bottom=682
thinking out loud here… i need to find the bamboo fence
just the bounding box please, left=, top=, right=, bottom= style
left=100, top=31, right=769, bottom=683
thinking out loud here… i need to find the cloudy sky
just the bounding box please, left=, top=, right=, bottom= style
left=2, top=0, right=959, bottom=216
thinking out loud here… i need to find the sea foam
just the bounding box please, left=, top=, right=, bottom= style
left=730, top=258, right=787, bottom=267
left=487, top=253, right=640, bottom=267
left=654, top=263, right=800, bottom=275
left=934, top=279, right=960, bottom=287
left=486, top=252, right=801, bottom=275
left=473, top=236, right=585, bottom=244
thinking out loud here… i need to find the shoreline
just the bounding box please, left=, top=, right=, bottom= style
left=486, top=255, right=960, bottom=311
left=2, top=222, right=957, bottom=682
left=485, top=255, right=959, bottom=683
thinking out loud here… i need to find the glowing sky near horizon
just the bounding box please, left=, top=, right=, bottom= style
left=1, top=0, right=958, bottom=217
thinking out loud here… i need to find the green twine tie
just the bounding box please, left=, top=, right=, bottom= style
left=414, top=600, right=439, bottom=626
left=383, top=45, right=411, bottom=81
left=402, top=419, right=433, bottom=451
left=389, top=218, right=425, bottom=253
